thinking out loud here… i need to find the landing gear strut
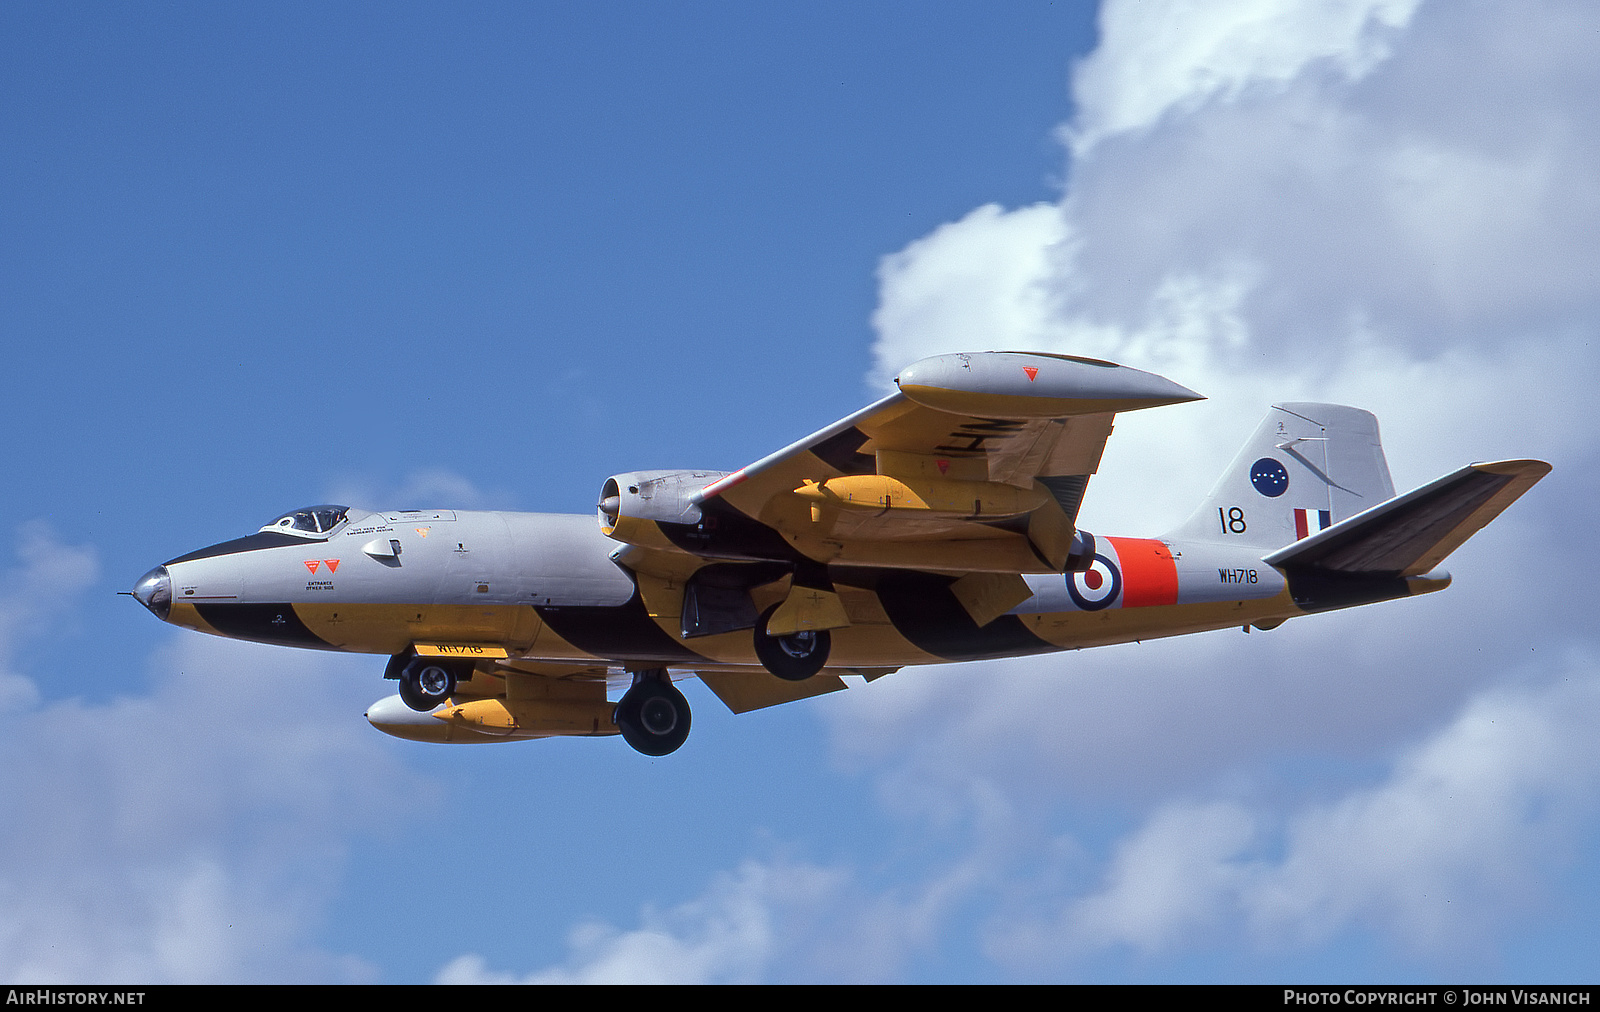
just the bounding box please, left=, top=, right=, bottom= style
left=753, top=605, right=831, bottom=681
left=614, top=669, right=692, bottom=756
left=387, top=653, right=463, bottom=712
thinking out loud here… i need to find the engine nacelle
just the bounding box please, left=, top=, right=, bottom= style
left=598, top=470, right=728, bottom=547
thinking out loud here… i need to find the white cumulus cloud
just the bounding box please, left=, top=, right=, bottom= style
left=0, top=627, right=434, bottom=982
left=436, top=859, right=850, bottom=984
left=0, top=522, right=97, bottom=711
left=1070, top=0, right=1421, bottom=153
left=986, top=663, right=1600, bottom=964
left=850, top=0, right=1600, bottom=976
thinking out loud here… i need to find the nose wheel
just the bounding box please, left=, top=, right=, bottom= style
left=615, top=669, right=692, bottom=756
left=388, top=653, right=462, bottom=712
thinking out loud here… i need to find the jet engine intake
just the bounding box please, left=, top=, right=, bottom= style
left=599, top=470, right=728, bottom=547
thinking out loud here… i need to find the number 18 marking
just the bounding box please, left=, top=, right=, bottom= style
left=1219, top=507, right=1247, bottom=534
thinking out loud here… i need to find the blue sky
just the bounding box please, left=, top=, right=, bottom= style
left=4, top=1, right=1599, bottom=983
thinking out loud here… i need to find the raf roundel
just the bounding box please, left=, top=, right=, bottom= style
left=1250, top=458, right=1290, bottom=498
left=1066, top=554, right=1122, bottom=611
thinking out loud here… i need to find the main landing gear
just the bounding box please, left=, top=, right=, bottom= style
left=615, top=669, right=692, bottom=756
left=753, top=605, right=831, bottom=681
left=386, top=652, right=466, bottom=712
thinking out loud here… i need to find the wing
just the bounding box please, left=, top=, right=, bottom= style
left=691, top=351, right=1202, bottom=575
left=596, top=351, right=1200, bottom=638
left=696, top=668, right=851, bottom=713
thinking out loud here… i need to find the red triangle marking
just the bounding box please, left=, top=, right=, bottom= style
left=1022, top=366, right=1039, bottom=381
left=936, top=459, right=949, bottom=475
left=325, top=559, right=340, bottom=573
left=305, top=560, right=320, bottom=573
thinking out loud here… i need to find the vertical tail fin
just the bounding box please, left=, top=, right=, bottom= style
left=1167, top=403, right=1395, bottom=550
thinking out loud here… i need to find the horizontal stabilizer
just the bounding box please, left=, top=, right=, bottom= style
left=1262, top=459, right=1550, bottom=576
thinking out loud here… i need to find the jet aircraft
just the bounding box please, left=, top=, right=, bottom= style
left=130, top=351, right=1549, bottom=756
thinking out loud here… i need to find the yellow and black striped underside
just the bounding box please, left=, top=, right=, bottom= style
left=173, top=572, right=1311, bottom=674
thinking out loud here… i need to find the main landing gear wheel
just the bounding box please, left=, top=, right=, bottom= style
left=614, top=670, right=692, bottom=756
left=395, top=656, right=460, bottom=712
left=753, top=604, right=831, bottom=681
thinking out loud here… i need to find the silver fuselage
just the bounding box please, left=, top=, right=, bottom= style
left=141, top=507, right=1356, bottom=671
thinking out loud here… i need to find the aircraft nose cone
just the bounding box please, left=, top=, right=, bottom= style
left=131, top=565, right=172, bottom=621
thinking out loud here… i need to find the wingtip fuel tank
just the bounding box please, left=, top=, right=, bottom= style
left=894, top=350, right=1204, bottom=419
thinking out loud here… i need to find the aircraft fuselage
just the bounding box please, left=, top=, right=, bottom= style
left=138, top=507, right=1411, bottom=672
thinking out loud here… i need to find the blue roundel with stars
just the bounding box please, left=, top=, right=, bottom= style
left=1250, top=458, right=1290, bottom=497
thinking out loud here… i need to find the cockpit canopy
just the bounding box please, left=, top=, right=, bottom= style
left=259, top=505, right=350, bottom=538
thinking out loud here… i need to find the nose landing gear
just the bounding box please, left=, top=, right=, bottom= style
left=387, top=652, right=466, bottom=712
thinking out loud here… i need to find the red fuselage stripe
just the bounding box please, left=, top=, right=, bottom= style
left=1105, top=536, right=1179, bottom=608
